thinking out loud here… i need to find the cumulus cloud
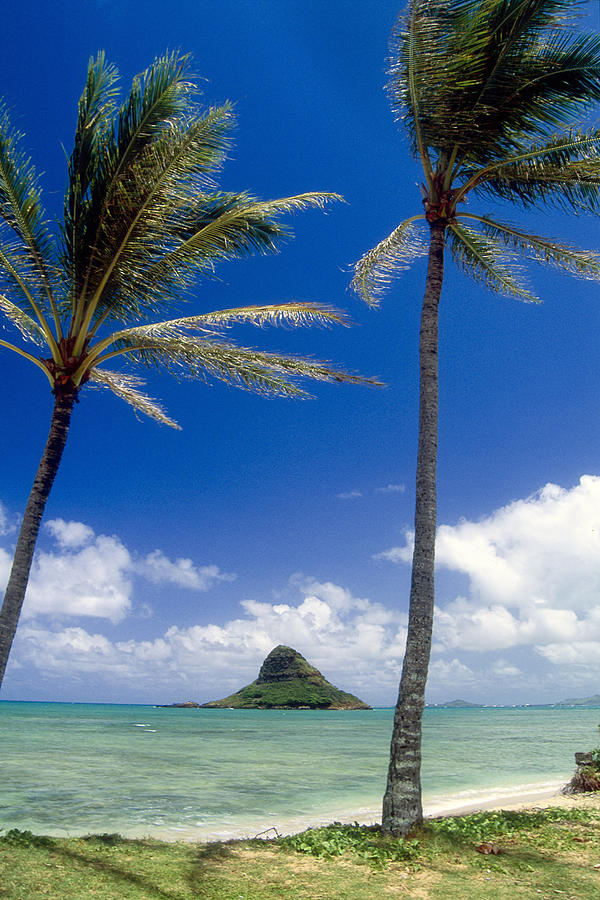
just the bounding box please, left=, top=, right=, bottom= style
left=135, top=550, right=236, bottom=590
left=0, top=516, right=235, bottom=625
left=6, top=477, right=600, bottom=703
left=377, top=476, right=600, bottom=660
left=336, top=490, right=362, bottom=500
left=46, top=518, right=95, bottom=549
left=28, top=533, right=133, bottom=623
left=9, top=577, right=409, bottom=699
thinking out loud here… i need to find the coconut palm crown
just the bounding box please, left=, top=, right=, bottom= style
left=0, top=51, right=371, bottom=688
left=352, top=0, right=600, bottom=836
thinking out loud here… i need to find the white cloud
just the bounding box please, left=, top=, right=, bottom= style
left=136, top=550, right=235, bottom=590
left=46, top=518, right=95, bottom=549
left=6, top=478, right=600, bottom=704
left=377, top=476, right=600, bottom=658
left=535, top=641, right=600, bottom=667
left=0, top=517, right=235, bottom=625
left=376, top=483, right=405, bottom=494
left=336, top=490, right=362, bottom=500
left=9, top=578, right=408, bottom=700
left=24, top=534, right=133, bottom=623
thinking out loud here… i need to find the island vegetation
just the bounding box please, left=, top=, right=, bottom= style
left=200, top=645, right=371, bottom=710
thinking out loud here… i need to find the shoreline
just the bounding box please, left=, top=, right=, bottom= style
left=8, top=783, right=599, bottom=845
left=96, top=780, right=599, bottom=844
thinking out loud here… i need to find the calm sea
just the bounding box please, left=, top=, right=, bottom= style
left=1, top=702, right=598, bottom=841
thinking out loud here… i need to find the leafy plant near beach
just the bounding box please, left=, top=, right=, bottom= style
left=278, top=822, right=421, bottom=866
left=566, top=723, right=600, bottom=792
left=427, top=807, right=600, bottom=842
left=590, top=724, right=600, bottom=768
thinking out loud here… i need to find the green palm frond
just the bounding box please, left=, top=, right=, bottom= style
left=94, top=332, right=371, bottom=398
left=76, top=106, right=236, bottom=328
left=467, top=214, right=600, bottom=280
left=124, top=192, right=341, bottom=323
left=351, top=216, right=428, bottom=307
left=0, top=102, right=56, bottom=340
left=0, top=102, right=53, bottom=267
left=146, top=191, right=342, bottom=280
left=0, top=292, right=47, bottom=345
left=466, top=130, right=600, bottom=212
left=447, top=221, right=537, bottom=301
left=102, top=303, right=350, bottom=342
left=65, top=52, right=226, bottom=319
left=87, top=368, right=181, bottom=429
left=465, top=3, right=600, bottom=149
left=388, top=0, right=600, bottom=166
left=0, top=239, right=48, bottom=318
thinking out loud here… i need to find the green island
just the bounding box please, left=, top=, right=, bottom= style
left=3, top=798, right=600, bottom=899
left=198, top=645, right=372, bottom=710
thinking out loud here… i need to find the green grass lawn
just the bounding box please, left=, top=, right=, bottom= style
left=1, top=805, right=599, bottom=899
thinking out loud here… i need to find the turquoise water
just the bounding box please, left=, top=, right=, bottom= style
left=1, top=702, right=598, bottom=840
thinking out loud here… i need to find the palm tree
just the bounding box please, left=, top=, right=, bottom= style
left=0, top=51, right=372, bottom=689
left=352, top=0, right=600, bottom=836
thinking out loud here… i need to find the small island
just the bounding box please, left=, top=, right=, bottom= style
left=156, top=700, right=201, bottom=708
left=427, top=699, right=484, bottom=708
left=200, top=645, right=371, bottom=710
left=553, top=694, right=600, bottom=708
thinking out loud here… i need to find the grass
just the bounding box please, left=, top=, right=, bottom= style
left=1, top=805, right=600, bottom=899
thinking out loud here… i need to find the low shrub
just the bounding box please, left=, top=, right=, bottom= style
left=566, top=765, right=600, bottom=793
left=278, top=822, right=420, bottom=867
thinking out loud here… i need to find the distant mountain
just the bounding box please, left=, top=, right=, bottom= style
left=553, top=694, right=600, bottom=708
left=428, top=699, right=483, bottom=708
left=200, top=645, right=372, bottom=710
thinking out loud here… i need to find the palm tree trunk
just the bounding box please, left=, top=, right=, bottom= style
left=0, top=385, right=77, bottom=688
left=382, top=220, right=446, bottom=836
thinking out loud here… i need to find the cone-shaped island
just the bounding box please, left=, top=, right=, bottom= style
left=201, top=645, right=371, bottom=709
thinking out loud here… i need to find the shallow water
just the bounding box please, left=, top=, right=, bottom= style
left=1, top=702, right=597, bottom=840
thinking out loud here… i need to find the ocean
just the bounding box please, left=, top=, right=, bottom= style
left=1, top=702, right=598, bottom=842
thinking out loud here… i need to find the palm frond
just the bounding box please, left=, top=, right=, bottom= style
left=465, top=130, right=600, bottom=212
left=351, top=216, right=428, bottom=307
left=87, top=368, right=181, bottom=428
left=103, top=303, right=350, bottom=342
left=114, top=191, right=341, bottom=322
left=0, top=238, right=50, bottom=317
left=447, top=221, right=537, bottom=301
left=65, top=51, right=219, bottom=314
left=388, top=0, right=600, bottom=165
left=62, top=52, right=120, bottom=296
left=467, top=214, right=600, bottom=281
left=151, top=190, right=342, bottom=273
left=0, top=102, right=54, bottom=315
left=0, top=291, right=47, bottom=345
left=467, top=2, right=600, bottom=146
left=74, top=105, right=236, bottom=330
left=91, top=331, right=377, bottom=398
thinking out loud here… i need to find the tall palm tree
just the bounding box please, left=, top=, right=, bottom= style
left=0, top=51, right=372, bottom=689
left=352, top=0, right=600, bottom=836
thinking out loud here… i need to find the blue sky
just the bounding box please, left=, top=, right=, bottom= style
left=1, top=0, right=600, bottom=706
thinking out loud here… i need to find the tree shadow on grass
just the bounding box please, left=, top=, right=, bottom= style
left=48, top=837, right=200, bottom=900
